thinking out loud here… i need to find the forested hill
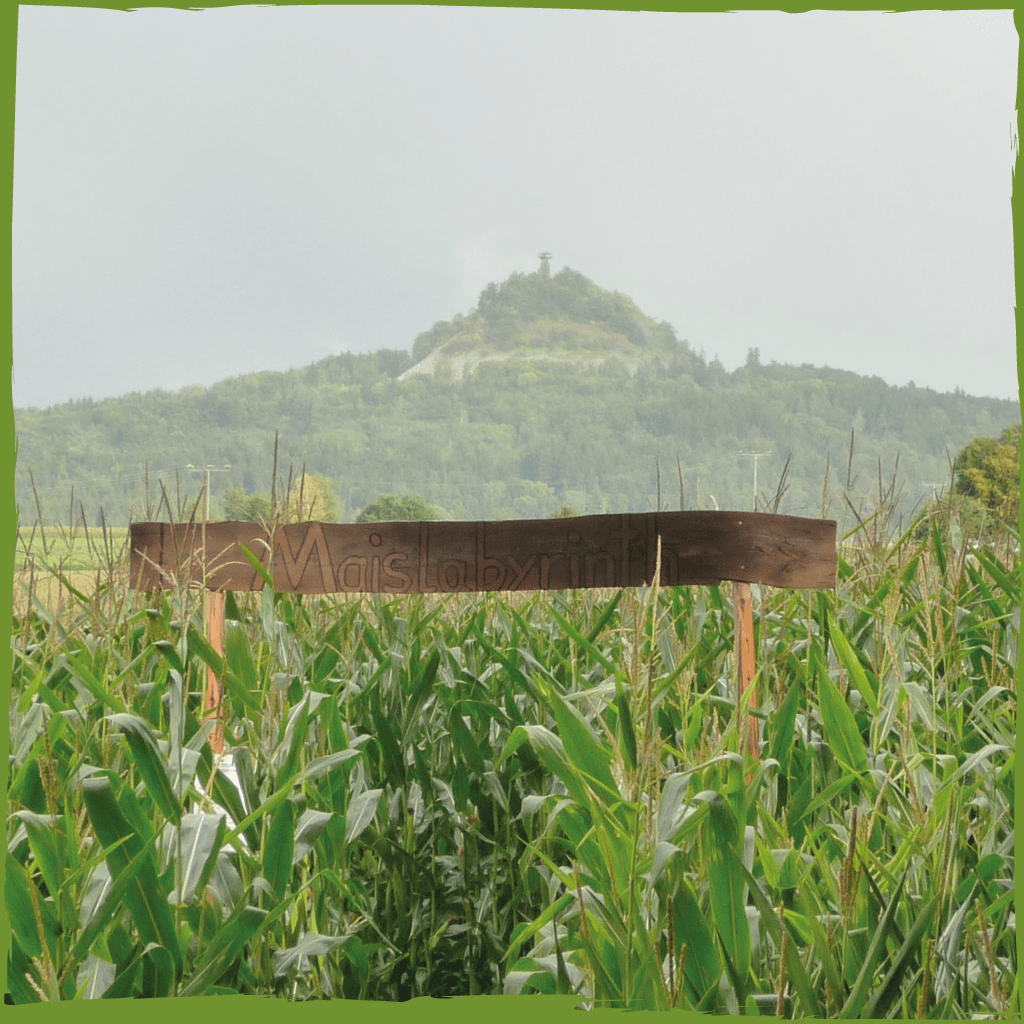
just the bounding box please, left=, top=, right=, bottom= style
left=13, top=265, right=1020, bottom=527
left=401, top=263, right=680, bottom=381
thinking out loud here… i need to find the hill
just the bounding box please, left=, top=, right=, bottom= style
left=13, top=264, right=1020, bottom=529
left=401, top=262, right=684, bottom=382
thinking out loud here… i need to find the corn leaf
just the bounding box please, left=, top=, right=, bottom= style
left=816, top=670, right=869, bottom=774
left=81, top=775, right=182, bottom=979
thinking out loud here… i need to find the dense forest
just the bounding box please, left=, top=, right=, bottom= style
left=13, top=265, right=1020, bottom=529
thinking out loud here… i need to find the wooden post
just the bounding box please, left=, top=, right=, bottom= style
left=733, top=581, right=760, bottom=762
left=205, top=590, right=226, bottom=756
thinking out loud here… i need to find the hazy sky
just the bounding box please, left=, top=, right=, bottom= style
left=12, top=5, right=1019, bottom=410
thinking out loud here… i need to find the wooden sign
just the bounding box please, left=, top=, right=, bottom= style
left=130, top=511, right=836, bottom=594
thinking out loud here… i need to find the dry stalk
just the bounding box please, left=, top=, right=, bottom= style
left=776, top=906, right=789, bottom=1018
left=916, top=935, right=933, bottom=1018
left=26, top=875, right=56, bottom=1000
left=976, top=896, right=1006, bottom=1012
left=839, top=806, right=859, bottom=924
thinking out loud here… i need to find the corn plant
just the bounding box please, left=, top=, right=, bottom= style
left=7, top=496, right=1017, bottom=1012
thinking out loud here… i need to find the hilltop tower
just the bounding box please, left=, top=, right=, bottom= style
left=538, top=251, right=552, bottom=277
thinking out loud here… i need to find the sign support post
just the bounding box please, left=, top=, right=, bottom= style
left=733, top=581, right=759, bottom=764
left=205, top=590, right=226, bottom=755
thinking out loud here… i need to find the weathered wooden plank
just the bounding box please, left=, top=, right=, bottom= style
left=129, top=510, right=836, bottom=594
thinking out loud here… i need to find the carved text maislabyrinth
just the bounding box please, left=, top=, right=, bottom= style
left=130, top=511, right=836, bottom=594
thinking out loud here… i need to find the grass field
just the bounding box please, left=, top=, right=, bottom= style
left=15, top=524, right=131, bottom=572
left=6, top=495, right=1018, bottom=1011
left=13, top=525, right=131, bottom=620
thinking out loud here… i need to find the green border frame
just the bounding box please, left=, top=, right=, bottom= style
left=3, top=3, right=1019, bottom=1022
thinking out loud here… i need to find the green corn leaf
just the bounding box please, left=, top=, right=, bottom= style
left=816, top=670, right=869, bottom=775
left=204, top=761, right=258, bottom=851
left=839, top=872, right=909, bottom=1019
left=613, top=675, right=638, bottom=775
left=696, top=791, right=750, bottom=991
left=76, top=955, right=116, bottom=999
left=850, top=578, right=892, bottom=641
left=791, top=771, right=858, bottom=825
left=64, top=649, right=126, bottom=713
left=949, top=743, right=1011, bottom=783
left=223, top=624, right=263, bottom=716
left=293, top=809, right=334, bottom=863
left=345, top=788, right=383, bottom=845
left=343, top=933, right=370, bottom=988
left=469, top=634, right=542, bottom=707
left=861, top=894, right=939, bottom=1019
left=13, top=811, right=64, bottom=911
left=769, top=673, right=801, bottom=775
left=271, top=931, right=351, bottom=977
left=548, top=603, right=619, bottom=675
left=805, top=911, right=844, bottom=1008
left=275, top=695, right=311, bottom=789
left=371, top=707, right=406, bottom=788
left=587, top=591, right=623, bottom=643
left=830, top=625, right=879, bottom=716
left=538, top=684, right=619, bottom=805
left=656, top=773, right=694, bottom=844
left=264, top=798, right=295, bottom=898
left=186, top=622, right=224, bottom=679
left=169, top=813, right=226, bottom=905
left=6, top=853, right=46, bottom=960
left=301, top=747, right=363, bottom=783
left=106, top=713, right=181, bottom=824
left=500, top=724, right=590, bottom=810
left=401, top=649, right=441, bottom=737
left=152, top=639, right=185, bottom=677
left=179, top=903, right=270, bottom=997
left=238, top=542, right=275, bottom=589
left=955, top=854, right=1006, bottom=903
left=737, top=859, right=822, bottom=1018
left=970, top=544, right=1018, bottom=600
left=449, top=707, right=487, bottom=775
left=668, top=874, right=722, bottom=995
left=102, top=953, right=142, bottom=999
left=930, top=521, right=947, bottom=576
left=81, top=775, right=182, bottom=979
left=222, top=776, right=295, bottom=849
left=505, top=888, right=579, bottom=965
left=141, top=943, right=177, bottom=999
left=7, top=935, right=45, bottom=1004
left=67, top=838, right=156, bottom=979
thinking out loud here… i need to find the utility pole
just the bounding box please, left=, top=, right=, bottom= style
left=738, top=451, right=771, bottom=511
left=186, top=463, right=232, bottom=520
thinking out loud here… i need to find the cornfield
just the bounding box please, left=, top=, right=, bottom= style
left=7, top=498, right=1017, bottom=1015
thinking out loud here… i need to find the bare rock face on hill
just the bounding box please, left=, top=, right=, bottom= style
left=399, top=261, right=688, bottom=382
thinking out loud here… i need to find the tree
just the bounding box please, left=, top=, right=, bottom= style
left=280, top=472, right=341, bottom=522
left=356, top=493, right=441, bottom=523
left=223, top=473, right=340, bottom=523
left=953, top=424, right=1020, bottom=525
left=222, top=486, right=272, bottom=523
left=550, top=505, right=579, bottom=519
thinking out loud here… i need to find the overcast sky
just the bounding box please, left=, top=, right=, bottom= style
left=12, top=5, right=1019, bottom=410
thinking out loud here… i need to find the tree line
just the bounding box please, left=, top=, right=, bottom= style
left=14, top=266, right=1019, bottom=530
